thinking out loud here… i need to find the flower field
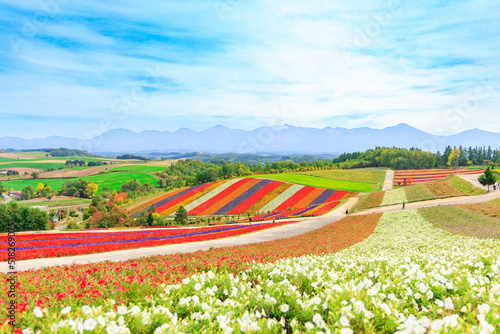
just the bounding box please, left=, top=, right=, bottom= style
left=2, top=214, right=382, bottom=329
left=12, top=209, right=500, bottom=333
left=300, top=169, right=386, bottom=185
left=0, top=222, right=295, bottom=261
left=129, top=178, right=353, bottom=218
left=394, top=168, right=484, bottom=185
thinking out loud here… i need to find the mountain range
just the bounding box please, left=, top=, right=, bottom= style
left=1, top=123, right=499, bottom=154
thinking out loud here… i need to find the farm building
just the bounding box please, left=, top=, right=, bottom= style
left=8, top=191, right=22, bottom=199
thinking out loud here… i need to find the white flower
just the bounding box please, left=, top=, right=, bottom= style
left=194, top=283, right=202, bottom=291
left=33, top=307, right=43, bottom=318
left=117, top=305, right=128, bottom=315
left=97, top=315, right=106, bottom=326
left=61, top=306, right=71, bottom=315
left=312, top=313, right=323, bottom=326
left=426, top=289, right=434, bottom=300
left=305, top=322, right=314, bottom=330
left=142, top=315, right=151, bottom=325
left=83, top=318, right=97, bottom=331
left=340, top=316, right=350, bottom=327
left=444, top=297, right=454, bottom=310
left=341, top=329, right=353, bottom=334
left=280, top=304, right=289, bottom=313
left=478, top=304, right=490, bottom=314
left=81, top=305, right=92, bottom=315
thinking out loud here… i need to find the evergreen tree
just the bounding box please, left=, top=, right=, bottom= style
left=478, top=167, right=498, bottom=192
left=174, top=206, right=188, bottom=225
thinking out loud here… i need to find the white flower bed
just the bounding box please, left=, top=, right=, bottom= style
left=381, top=188, right=407, bottom=206
left=23, top=210, right=500, bottom=333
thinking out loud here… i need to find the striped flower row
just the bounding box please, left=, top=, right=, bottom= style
left=130, top=178, right=351, bottom=218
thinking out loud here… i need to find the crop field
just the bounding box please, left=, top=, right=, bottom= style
left=1, top=171, right=159, bottom=194
left=9, top=208, right=500, bottom=332
left=0, top=221, right=295, bottom=261
left=249, top=173, right=375, bottom=193
left=393, top=168, right=485, bottom=185
left=300, top=169, right=385, bottom=184
left=106, top=164, right=166, bottom=172
left=356, top=175, right=483, bottom=211
left=420, top=203, right=500, bottom=239
left=0, top=162, right=67, bottom=170
left=130, top=177, right=353, bottom=218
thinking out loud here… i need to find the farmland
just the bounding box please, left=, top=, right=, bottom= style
left=129, top=177, right=353, bottom=218
left=393, top=168, right=485, bottom=185
left=106, top=164, right=167, bottom=173
left=249, top=173, right=375, bottom=192
left=355, top=175, right=483, bottom=211
left=1, top=172, right=159, bottom=194
left=300, top=169, right=386, bottom=185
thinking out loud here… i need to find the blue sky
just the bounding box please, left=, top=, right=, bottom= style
left=0, top=0, right=499, bottom=139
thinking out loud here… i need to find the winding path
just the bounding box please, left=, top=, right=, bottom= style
left=383, top=169, right=394, bottom=191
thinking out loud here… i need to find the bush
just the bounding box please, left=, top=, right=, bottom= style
left=0, top=202, right=49, bottom=232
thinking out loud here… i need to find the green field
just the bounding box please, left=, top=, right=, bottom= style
left=299, top=169, right=385, bottom=184
left=2, top=172, right=159, bottom=195
left=249, top=173, right=375, bottom=192
left=0, top=157, right=17, bottom=162
left=107, top=165, right=166, bottom=173
left=0, top=162, right=66, bottom=170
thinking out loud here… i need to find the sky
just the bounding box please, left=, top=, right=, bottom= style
left=0, top=0, right=499, bottom=140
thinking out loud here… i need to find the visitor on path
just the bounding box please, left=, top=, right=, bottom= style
left=273, top=218, right=275, bottom=223
left=346, top=209, right=349, bottom=215
left=402, top=201, right=405, bottom=210
left=249, top=217, right=252, bottom=225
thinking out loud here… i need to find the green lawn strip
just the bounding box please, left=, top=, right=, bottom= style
left=0, top=157, right=17, bottom=163
left=419, top=205, right=500, bottom=239
left=451, top=175, right=485, bottom=195
left=249, top=173, right=374, bottom=192
left=106, top=165, right=166, bottom=172
left=2, top=172, right=159, bottom=194
left=404, top=184, right=437, bottom=202
left=298, top=170, right=385, bottom=184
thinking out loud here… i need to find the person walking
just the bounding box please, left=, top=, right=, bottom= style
left=345, top=209, right=349, bottom=215
left=249, top=217, right=252, bottom=225
left=402, top=201, right=405, bottom=210
left=273, top=217, right=275, bottom=223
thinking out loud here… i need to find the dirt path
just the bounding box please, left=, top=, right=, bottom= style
left=458, top=174, right=490, bottom=190
left=383, top=169, right=394, bottom=191
left=1, top=194, right=11, bottom=204
left=6, top=198, right=359, bottom=272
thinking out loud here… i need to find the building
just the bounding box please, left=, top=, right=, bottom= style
left=8, top=191, right=22, bottom=200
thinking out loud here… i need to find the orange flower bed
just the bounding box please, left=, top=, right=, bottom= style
left=293, top=188, right=325, bottom=209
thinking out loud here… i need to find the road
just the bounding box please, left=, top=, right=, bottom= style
left=383, top=169, right=394, bottom=191
left=1, top=193, right=11, bottom=205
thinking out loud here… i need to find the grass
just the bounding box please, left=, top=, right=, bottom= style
left=355, top=191, right=385, bottom=211
left=404, top=184, right=437, bottom=202
left=451, top=175, right=485, bottom=195
left=0, top=162, right=65, bottom=170
left=2, top=172, right=159, bottom=194
left=300, top=169, right=385, bottom=185
left=249, top=173, right=375, bottom=192
left=0, top=157, right=17, bottom=162
left=419, top=205, right=500, bottom=239
left=107, top=164, right=166, bottom=173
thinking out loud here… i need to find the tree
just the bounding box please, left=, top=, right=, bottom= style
left=0, top=181, right=5, bottom=194
left=447, top=147, right=460, bottom=170
left=83, top=181, right=98, bottom=198
left=31, top=171, right=39, bottom=179
left=21, top=186, right=35, bottom=200
left=36, top=182, right=45, bottom=195
left=478, top=167, right=498, bottom=192
left=174, top=206, right=188, bottom=225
